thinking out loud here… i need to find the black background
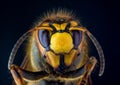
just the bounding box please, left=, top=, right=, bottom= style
left=0, top=0, right=120, bottom=85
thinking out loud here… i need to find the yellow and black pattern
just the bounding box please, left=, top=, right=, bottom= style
left=8, top=9, right=105, bottom=85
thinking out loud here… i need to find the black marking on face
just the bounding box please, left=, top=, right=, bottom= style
left=65, top=22, right=71, bottom=31
left=55, top=17, right=66, bottom=24
left=56, top=55, right=68, bottom=73
left=49, top=22, right=56, bottom=31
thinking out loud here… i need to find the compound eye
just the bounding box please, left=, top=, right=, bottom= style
left=38, top=30, right=50, bottom=51
left=71, top=30, right=82, bottom=49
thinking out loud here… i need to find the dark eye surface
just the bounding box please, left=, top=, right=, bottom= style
left=38, top=30, right=50, bottom=51
left=72, top=30, right=82, bottom=49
